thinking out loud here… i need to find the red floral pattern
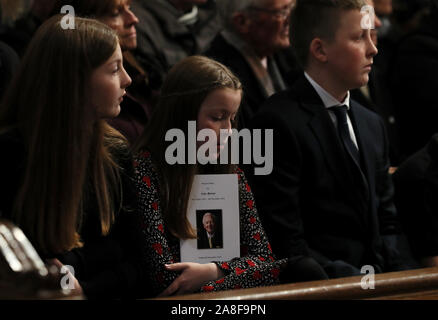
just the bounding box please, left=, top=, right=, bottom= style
left=133, top=150, right=287, bottom=296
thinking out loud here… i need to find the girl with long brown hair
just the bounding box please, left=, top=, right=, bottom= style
left=0, top=15, right=146, bottom=298
left=133, top=55, right=289, bottom=297
left=54, top=0, right=158, bottom=145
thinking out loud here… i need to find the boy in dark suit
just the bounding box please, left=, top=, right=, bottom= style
left=249, top=0, right=415, bottom=278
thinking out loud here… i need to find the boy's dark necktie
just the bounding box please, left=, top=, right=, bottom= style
left=330, top=105, right=361, bottom=169
left=330, top=106, right=370, bottom=221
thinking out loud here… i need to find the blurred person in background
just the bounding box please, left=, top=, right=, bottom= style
left=206, top=0, right=297, bottom=130
left=0, top=0, right=57, bottom=56
left=131, top=0, right=222, bottom=90
left=389, top=0, right=438, bottom=159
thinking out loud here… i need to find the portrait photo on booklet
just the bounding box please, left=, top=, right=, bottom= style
left=196, top=209, right=224, bottom=250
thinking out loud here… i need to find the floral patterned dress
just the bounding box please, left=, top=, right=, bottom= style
left=133, top=150, right=287, bottom=296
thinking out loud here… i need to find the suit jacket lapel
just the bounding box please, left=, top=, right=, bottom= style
left=349, top=102, right=375, bottom=189
left=349, top=102, right=375, bottom=222
left=293, top=77, right=358, bottom=194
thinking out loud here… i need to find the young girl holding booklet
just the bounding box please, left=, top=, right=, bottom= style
left=133, top=55, right=327, bottom=297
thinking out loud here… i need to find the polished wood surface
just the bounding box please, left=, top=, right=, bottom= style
left=154, top=267, right=438, bottom=300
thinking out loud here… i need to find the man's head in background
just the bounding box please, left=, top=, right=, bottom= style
left=219, top=0, right=295, bottom=58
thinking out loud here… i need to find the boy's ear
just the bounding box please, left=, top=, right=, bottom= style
left=309, top=38, right=329, bottom=63
left=231, top=12, right=251, bottom=34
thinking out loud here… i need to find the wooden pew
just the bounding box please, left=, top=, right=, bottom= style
left=155, top=267, right=438, bottom=300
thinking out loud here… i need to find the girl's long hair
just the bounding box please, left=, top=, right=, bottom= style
left=0, top=15, right=125, bottom=255
left=134, top=56, right=242, bottom=239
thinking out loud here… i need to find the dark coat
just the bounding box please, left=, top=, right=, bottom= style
left=393, top=133, right=438, bottom=260
left=351, top=66, right=402, bottom=165
left=248, top=75, right=414, bottom=278
left=389, top=11, right=438, bottom=158
left=0, top=41, right=20, bottom=99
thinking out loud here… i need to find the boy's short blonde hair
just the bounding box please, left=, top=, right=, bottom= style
left=291, top=0, right=367, bottom=68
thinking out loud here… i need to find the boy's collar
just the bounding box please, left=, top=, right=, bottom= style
left=304, top=72, right=350, bottom=110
